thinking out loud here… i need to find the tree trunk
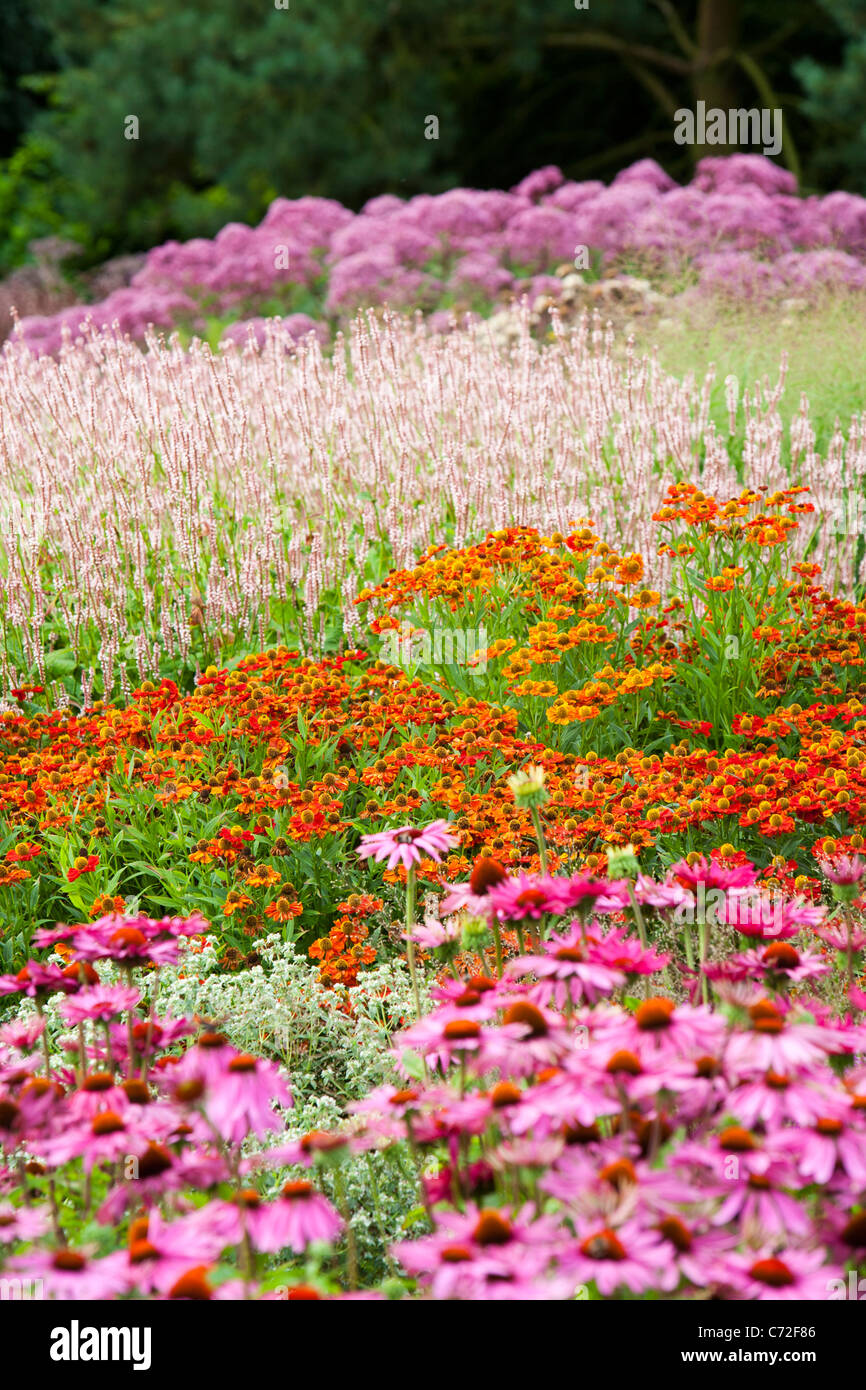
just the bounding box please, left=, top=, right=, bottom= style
left=691, top=0, right=742, bottom=152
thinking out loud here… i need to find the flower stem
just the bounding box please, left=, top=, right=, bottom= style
left=364, top=1154, right=399, bottom=1278
left=334, top=1167, right=358, bottom=1291
left=491, top=917, right=504, bottom=978
left=530, top=807, right=549, bottom=875
left=36, top=1002, right=52, bottom=1079
left=405, top=867, right=423, bottom=1022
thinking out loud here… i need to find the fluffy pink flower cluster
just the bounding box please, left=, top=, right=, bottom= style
left=13, top=155, right=866, bottom=356
left=324, top=856, right=866, bottom=1301
left=0, top=912, right=343, bottom=1301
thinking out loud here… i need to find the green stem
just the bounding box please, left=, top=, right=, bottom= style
left=364, top=1154, right=399, bottom=1278
left=530, top=807, right=549, bottom=875
left=491, top=917, right=504, bottom=978
left=405, top=867, right=423, bottom=1022
left=334, top=1167, right=358, bottom=1291
left=626, top=885, right=648, bottom=950
left=36, top=1001, right=52, bottom=1079
left=698, top=919, right=710, bottom=1006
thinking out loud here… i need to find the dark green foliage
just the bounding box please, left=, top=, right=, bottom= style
left=0, top=0, right=861, bottom=272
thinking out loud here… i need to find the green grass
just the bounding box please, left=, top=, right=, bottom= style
left=639, top=289, right=866, bottom=456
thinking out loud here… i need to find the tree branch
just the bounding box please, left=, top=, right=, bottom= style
left=749, top=18, right=810, bottom=59
left=538, top=31, right=692, bottom=76
left=651, top=0, right=699, bottom=60
left=620, top=54, right=682, bottom=122
left=733, top=50, right=802, bottom=185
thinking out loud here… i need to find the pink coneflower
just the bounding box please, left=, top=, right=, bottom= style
left=70, top=918, right=182, bottom=966
left=398, top=1012, right=497, bottom=1072
left=110, top=1014, right=193, bottom=1066
left=357, top=820, right=457, bottom=871
left=674, top=1129, right=807, bottom=1235
left=722, top=1247, right=842, bottom=1300
left=104, top=1147, right=229, bottom=1225
left=102, top=1207, right=230, bottom=1294
left=0, top=961, right=79, bottom=998
left=405, top=917, right=461, bottom=949
left=167, top=1030, right=236, bottom=1090
left=59, top=983, right=142, bottom=1024
left=543, top=1149, right=687, bottom=1216
left=202, top=1052, right=293, bottom=1144
left=719, top=890, right=824, bottom=940
left=506, top=929, right=624, bottom=1007
left=724, top=1000, right=848, bottom=1075
left=727, top=1069, right=843, bottom=1128
left=424, top=1159, right=495, bottom=1206
left=486, top=873, right=562, bottom=922
left=712, top=1168, right=812, bottom=1237
left=0, top=1016, right=45, bottom=1048
left=8, top=1247, right=129, bottom=1300
left=820, top=854, right=866, bottom=885
left=506, top=1069, right=620, bottom=1138
left=815, top=921, right=866, bottom=952
left=795, top=1000, right=866, bottom=1054
left=439, top=855, right=510, bottom=918
left=776, top=1115, right=866, bottom=1186
left=3, top=1073, right=62, bottom=1132
left=563, top=1218, right=666, bottom=1296
left=240, top=1128, right=351, bottom=1174
left=438, top=883, right=491, bottom=918
left=428, top=975, right=502, bottom=1016
left=155, top=912, right=211, bottom=938
left=590, top=1046, right=709, bottom=1110
left=653, top=1218, right=735, bottom=1291
left=0, top=1048, right=44, bottom=1086
left=0, top=1203, right=50, bottom=1243
left=549, top=873, right=617, bottom=914
left=33, top=925, right=79, bottom=949
left=588, top=924, right=670, bottom=976
left=591, top=885, right=635, bottom=915
left=439, top=1250, right=574, bottom=1301
left=669, top=856, right=757, bottom=891
left=63, top=1070, right=149, bottom=1121
left=38, top=1108, right=150, bottom=1172
left=350, top=1081, right=449, bottom=1120
left=487, top=998, right=572, bottom=1077
left=393, top=1227, right=567, bottom=1300
left=229, top=1182, right=343, bottom=1253
left=704, top=942, right=830, bottom=988
left=393, top=1204, right=568, bottom=1299
left=824, top=1207, right=866, bottom=1263
left=592, top=998, right=724, bottom=1062
left=634, top=874, right=690, bottom=911
left=491, top=1136, right=565, bottom=1171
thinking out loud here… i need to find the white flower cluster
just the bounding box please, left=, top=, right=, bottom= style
left=154, top=934, right=426, bottom=1279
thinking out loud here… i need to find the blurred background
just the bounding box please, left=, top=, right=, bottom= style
left=2, top=0, right=866, bottom=273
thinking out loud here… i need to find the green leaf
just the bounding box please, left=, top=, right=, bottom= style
left=401, top=1206, right=428, bottom=1231
left=399, top=1049, right=426, bottom=1081
left=44, top=648, right=77, bottom=680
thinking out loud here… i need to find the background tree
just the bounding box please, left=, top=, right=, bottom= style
left=796, top=0, right=866, bottom=189
left=0, top=0, right=857, bottom=270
